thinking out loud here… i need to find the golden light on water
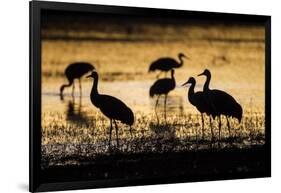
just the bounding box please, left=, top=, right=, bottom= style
left=41, top=19, right=265, bottom=166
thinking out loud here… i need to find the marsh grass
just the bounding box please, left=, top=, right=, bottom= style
left=41, top=22, right=266, bottom=169
left=42, top=109, right=265, bottom=168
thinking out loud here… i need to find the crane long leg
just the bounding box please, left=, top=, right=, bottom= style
left=218, top=116, right=222, bottom=141
left=209, top=116, right=214, bottom=141
left=164, top=94, right=167, bottom=124
left=113, top=120, right=119, bottom=147
left=79, top=78, right=82, bottom=97
left=226, top=116, right=231, bottom=138
left=201, top=113, right=204, bottom=140
left=129, top=126, right=133, bottom=139
left=60, top=93, right=64, bottom=101
left=71, top=92, right=75, bottom=104
left=155, top=95, right=160, bottom=124
left=78, top=94, right=82, bottom=113
left=72, top=81, right=75, bottom=97
left=109, top=119, right=113, bottom=147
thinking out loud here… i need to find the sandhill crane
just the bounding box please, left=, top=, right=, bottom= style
left=198, top=69, right=242, bottom=140
left=87, top=71, right=134, bottom=147
left=182, top=77, right=214, bottom=140
left=148, top=53, right=188, bottom=78
left=60, top=62, right=95, bottom=99
left=149, top=69, right=176, bottom=123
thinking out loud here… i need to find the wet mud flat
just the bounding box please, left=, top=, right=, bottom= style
left=41, top=145, right=269, bottom=186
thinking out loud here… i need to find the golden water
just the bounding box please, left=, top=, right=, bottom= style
left=41, top=24, right=265, bottom=166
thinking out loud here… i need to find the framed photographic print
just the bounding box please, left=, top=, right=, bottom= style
left=29, top=0, right=271, bottom=192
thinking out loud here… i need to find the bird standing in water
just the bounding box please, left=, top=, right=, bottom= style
left=149, top=69, right=176, bottom=124
left=60, top=62, right=95, bottom=99
left=198, top=69, right=243, bottom=140
left=148, top=53, right=188, bottom=78
left=182, top=77, right=213, bottom=140
left=87, top=71, right=134, bottom=147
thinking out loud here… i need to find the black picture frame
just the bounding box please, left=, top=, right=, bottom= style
left=30, top=1, right=271, bottom=192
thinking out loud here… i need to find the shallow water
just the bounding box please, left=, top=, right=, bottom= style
left=41, top=24, right=266, bottom=166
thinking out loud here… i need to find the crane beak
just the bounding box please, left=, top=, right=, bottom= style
left=197, top=72, right=204, bottom=76
left=181, top=81, right=189, bottom=87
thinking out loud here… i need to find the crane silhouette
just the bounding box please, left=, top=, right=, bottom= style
left=148, top=53, right=188, bottom=78
left=182, top=77, right=214, bottom=140
left=149, top=69, right=176, bottom=124
left=87, top=71, right=134, bottom=147
left=60, top=62, right=95, bottom=99
left=198, top=69, right=243, bottom=140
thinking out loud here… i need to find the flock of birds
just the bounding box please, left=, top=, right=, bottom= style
left=59, top=53, right=243, bottom=146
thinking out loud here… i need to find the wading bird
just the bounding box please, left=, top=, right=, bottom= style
left=198, top=69, right=242, bottom=140
left=149, top=69, right=176, bottom=123
left=60, top=62, right=95, bottom=99
left=87, top=71, right=134, bottom=147
left=182, top=77, right=214, bottom=140
left=148, top=53, right=188, bottom=78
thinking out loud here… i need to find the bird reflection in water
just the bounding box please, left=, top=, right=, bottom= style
left=150, top=95, right=184, bottom=125
left=65, top=95, right=94, bottom=128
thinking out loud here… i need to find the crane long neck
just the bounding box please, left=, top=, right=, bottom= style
left=60, top=80, right=73, bottom=94
left=203, top=73, right=211, bottom=92
left=188, top=82, right=196, bottom=105
left=171, top=72, right=175, bottom=81
left=91, top=76, right=99, bottom=98
left=178, top=55, right=184, bottom=67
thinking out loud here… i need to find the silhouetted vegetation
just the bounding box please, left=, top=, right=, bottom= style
left=41, top=9, right=266, bottom=183
left=42, top=109, right=265, bottom=169
left=41, top=145, right=267, bottom=184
